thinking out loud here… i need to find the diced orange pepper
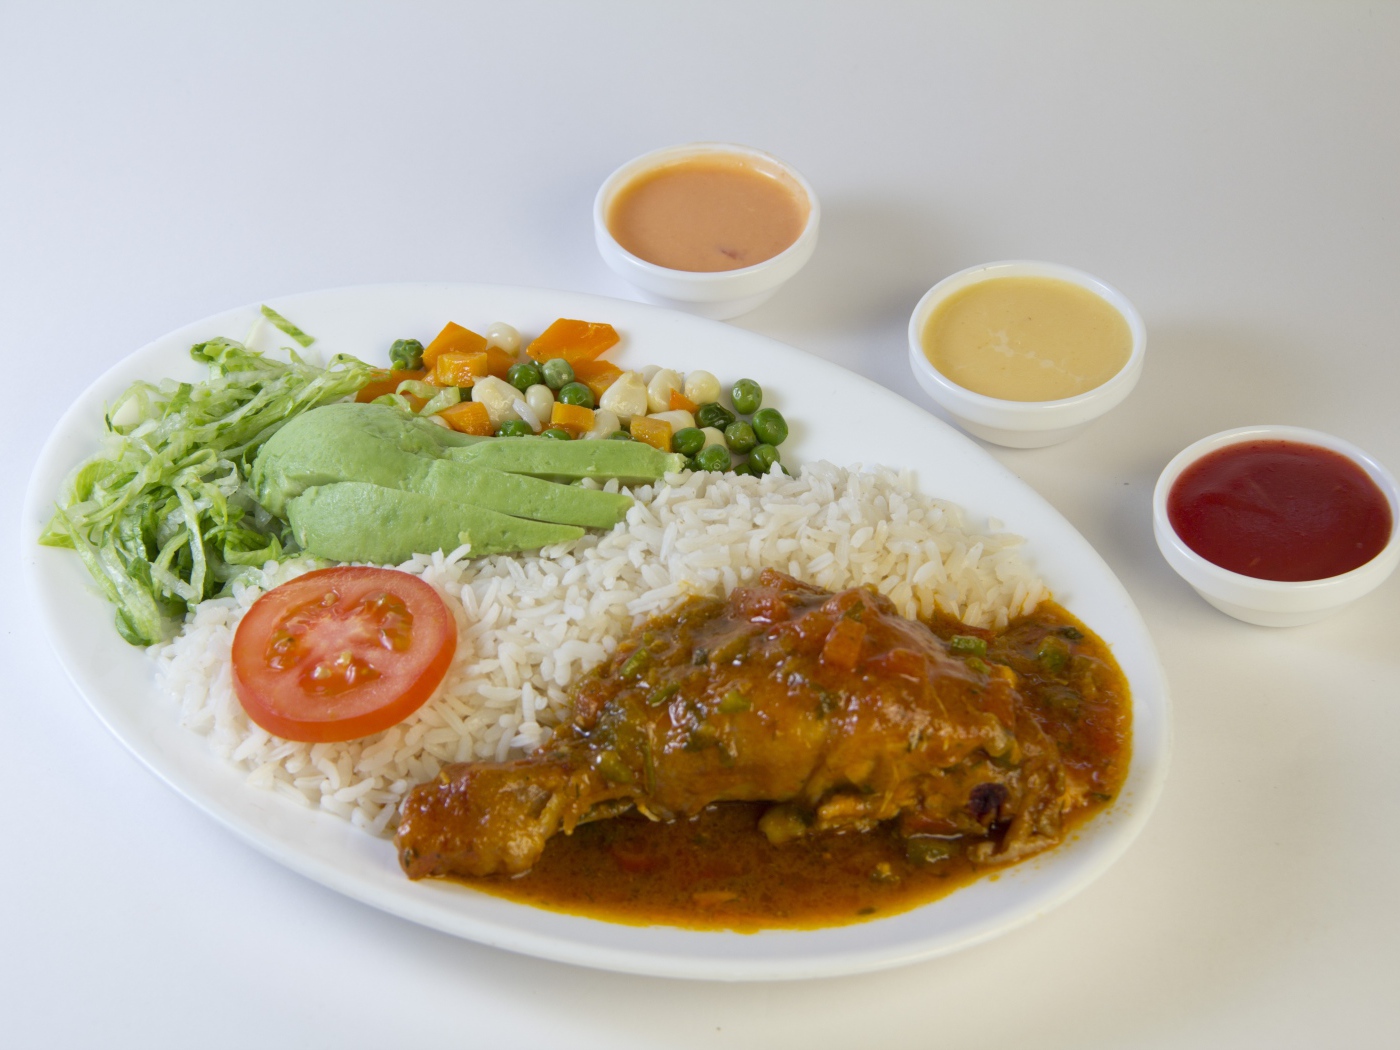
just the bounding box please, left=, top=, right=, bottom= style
left=526, top=318, right=620, bottom=365
left=669, top=388, right=698, bottom=414
left=437, top=400, right=494, bottom=437
left=422, top=322, right=488, bottom=367
left=484, top=345, right=516, bottom=379
left=550, top=402, right=595, bottom=436
left=629, top=415, right=673, bottom=452
left=434, top=351, right=490, bottom=387
left=356, top=369, right=428, bottom=403
left=820, top=618, right=866, bottom=672
left=572, top=359, right=624, bottom=399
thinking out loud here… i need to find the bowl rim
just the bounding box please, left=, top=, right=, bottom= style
left=592, top=141, right=820, bottom=285
left=1151, top=424, right=1400, bottom=595
left=906, top=260, right=1146, bottom=427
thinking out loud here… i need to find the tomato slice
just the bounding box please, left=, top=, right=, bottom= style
left=232, top=567, right=457, bottom=743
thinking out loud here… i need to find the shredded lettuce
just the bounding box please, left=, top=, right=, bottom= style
left=40, top=334, right=377, bottom=645
left=259, top=304, right=316, bottom=348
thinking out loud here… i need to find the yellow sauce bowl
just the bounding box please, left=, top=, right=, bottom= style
left=907, top=261, right=1145, bottom=447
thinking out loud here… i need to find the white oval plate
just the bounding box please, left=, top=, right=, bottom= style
left=22, top=284, right=1170, bottom=981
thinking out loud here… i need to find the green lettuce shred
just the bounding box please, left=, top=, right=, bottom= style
left=259, top=304, right=316, bottom=348
left=40, top=335, right=377, bottom=645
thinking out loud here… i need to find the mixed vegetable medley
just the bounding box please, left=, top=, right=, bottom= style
left=371, top=316, right=790, bottom=476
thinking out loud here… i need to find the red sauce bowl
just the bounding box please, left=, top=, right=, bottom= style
left=1153, top=426, right=1399, bottom=626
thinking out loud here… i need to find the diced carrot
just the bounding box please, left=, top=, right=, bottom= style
left=355, top=369, right=428, bottom=403
left=433, top=351, right=490, bottom=387
left=526, top=318, right=620, bottom=365
left=609, top=845, right=664, bottom=874
left=629, top=415, right=673, bottom=452
left=422, top=322, right=488, bottom=367
left=437, top=400, right=494, bottom=437
left=669, top=388, right=699, bottom=414
left=572, top=359, right=623, bottom=399
left=484, top=345, right=516, bottom=379
left=550, top=402, right=595, bottom=436
left=820, top=618, right=866, bottom=672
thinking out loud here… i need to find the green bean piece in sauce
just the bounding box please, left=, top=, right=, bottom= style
left=719, top=690, right=752, bottom=714
left=619, top=647, right=651, bottom=680
left=1037, top=635, right=1071, bottom=674
left=949, top=634, right=987, bottom=658
left=594, top=749, right=634, bottom=785
left=647, top=683, right=679, bottom=707
left=905, top=836, right=956, bottom=866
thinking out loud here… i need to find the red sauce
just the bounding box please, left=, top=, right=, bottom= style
left=1167, top=440, right=1392, bottom=581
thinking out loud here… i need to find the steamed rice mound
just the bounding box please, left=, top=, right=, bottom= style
left=152, top=463, right=1047, bottom=836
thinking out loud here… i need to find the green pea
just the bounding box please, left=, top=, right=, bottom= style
left=684, top=455, right=700, bottom=471
left=608, top=430, right=633, bottom=440
left=730, top=378, right=762, bottom=415
left=696, top=402, right=736, bottom=430
left=695, top=444, right=731, bottom=472
left=724, top=420, right=757, bottom=453
left=731, top=461, right=756, bottom=477
left=749, top=443, right=780, bottom=473
left=557, top=381, right=595, bottom=408
left=672, top=426, right=706, bottom=456
left=507, top=360, right=543, bottom=392
left=496, top=419, right=534, bottom=437
left=389, top=338, right=424, bottom=371
left=751, top=407, right=788, bottom=446
left=541, top=357, right=574, bottom=391
left=541, top=427, right=573, bottom=440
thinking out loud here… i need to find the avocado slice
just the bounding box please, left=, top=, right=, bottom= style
left=287, top=482, right=584, bottom=564
left=252, top=402, right=632, bottom=528
left=447, top=435, right=686, bottom=482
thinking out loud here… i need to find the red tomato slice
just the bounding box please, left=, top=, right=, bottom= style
left=231, top=567, right=457, bottom=743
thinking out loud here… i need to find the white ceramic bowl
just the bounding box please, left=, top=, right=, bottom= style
left=594, top=142, right=819, bottom=320
left=907, top=260, right=1146, bottom=447
left=1153, top=425, right=1400, bottom=626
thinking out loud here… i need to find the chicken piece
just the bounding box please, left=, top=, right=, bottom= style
left=397, top=570, right=1068, bottom=879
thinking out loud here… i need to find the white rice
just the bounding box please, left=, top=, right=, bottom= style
left=151, top=463, right=1046, bottom=835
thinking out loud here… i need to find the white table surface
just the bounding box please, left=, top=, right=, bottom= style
left=3, top=3, right=1397, bottom=1047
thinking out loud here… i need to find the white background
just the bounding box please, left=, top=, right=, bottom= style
left=3, top=3, right=1397, bottom=1047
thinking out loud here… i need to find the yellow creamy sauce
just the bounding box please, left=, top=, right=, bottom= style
left=606, top=155, right=808, bottom=272
left=922, top=276, right=1132, bottom=401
